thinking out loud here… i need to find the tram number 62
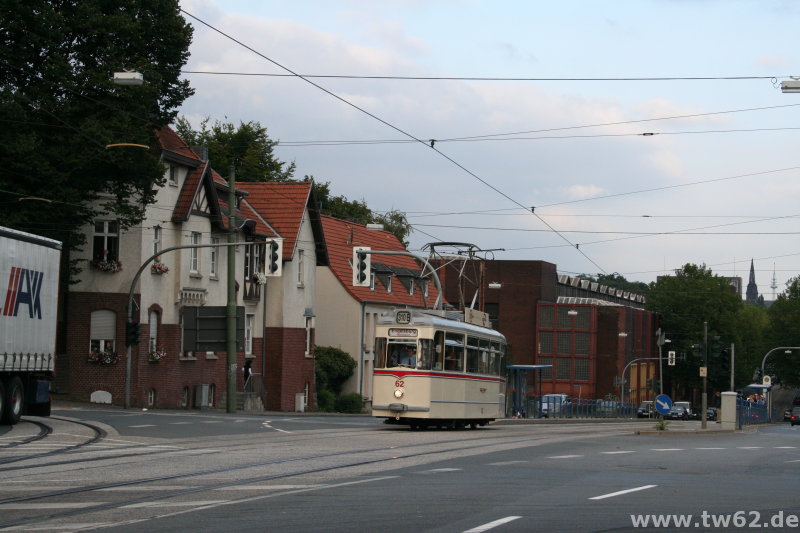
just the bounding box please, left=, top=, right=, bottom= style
left=395, top=380, right=405, bottom=388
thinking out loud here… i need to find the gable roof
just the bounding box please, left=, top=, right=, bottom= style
left=320, top=215, right=441, bottom=308
left=211, top=171, right=277, bottom=237
left=237, top=181, right=328, bottom=264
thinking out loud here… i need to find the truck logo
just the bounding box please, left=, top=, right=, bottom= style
left=3, top=267, right=44, bottom=319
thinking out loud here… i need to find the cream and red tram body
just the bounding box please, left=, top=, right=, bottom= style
left=371, top=309, right=507, bottom=428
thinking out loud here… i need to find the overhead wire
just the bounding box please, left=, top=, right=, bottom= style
left=179, top=8, right=608, bottom=274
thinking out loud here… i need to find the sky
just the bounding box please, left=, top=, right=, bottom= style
left=176, top=0, right=800, bottom=296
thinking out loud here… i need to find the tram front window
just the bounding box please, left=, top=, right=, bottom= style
left=389, top=342, right=418, bottom=368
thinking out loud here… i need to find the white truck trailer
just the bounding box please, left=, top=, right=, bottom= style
left=0, top=226, right=61, bottom=425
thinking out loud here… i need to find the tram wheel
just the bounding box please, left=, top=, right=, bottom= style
left=469, top=422, right=478, bottom=429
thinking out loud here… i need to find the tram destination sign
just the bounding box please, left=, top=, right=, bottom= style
left=389, top=328, right=418, bottom=337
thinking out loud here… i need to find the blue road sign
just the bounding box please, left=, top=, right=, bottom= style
left=655, top=394, right=673, bottom=415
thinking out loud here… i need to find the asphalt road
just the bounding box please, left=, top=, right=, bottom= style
left=2, top=406, right=799, bottom=532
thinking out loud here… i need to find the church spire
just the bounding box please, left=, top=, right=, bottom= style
left=746, top=259, right=759, bottom=304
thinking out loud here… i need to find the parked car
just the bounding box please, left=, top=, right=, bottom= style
left=666, top=405, right=689, bottom=420
left=637, top=401, right=654, bottom=418
left=540, top=394, right=571, bottom=418
left=791, top=406, right=800, bottom=427
left=675, top=401, right=699, bottom=420
left=597, top=400, right=619, bottom=418
left=706, top=407, right=718, bottom=421
left=784, top=409, right=792, bottom=421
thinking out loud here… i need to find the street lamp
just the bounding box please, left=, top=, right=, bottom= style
left=113, top=71, right=144, bottom=86
left=781, top=80, right=800, bottom=93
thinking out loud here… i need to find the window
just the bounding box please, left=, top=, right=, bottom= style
left=538, top=356, right=553, bottom=379
left=148, top=311, right=159, bottom=352
left=305, top=316, right=313, bottom=356
left=244, top=242, right=262, bottom=279
left=539, top=306, right=554, bottom=329
left=557, top=332, right=572, bottom=354
left=168, top=165, right=178, bottom=186
left=147, top=389, right=156, bottom=407
left=210, top=237, right=219, bottom=277
left=556, top=357, right=571, bottom=379
left=444, top=332, right=464, bottom=372
left=245, top=313, right=254, bottom=355
left=90, top=310, right=116, bottom=354
left=574, top=358, right=589, bottom=381
left=297, top=249, right=305, bottom=286
left=538, top=331, right=553, bottom=354
left=93, top=220, right=119, bottom=263
left=575, top=332, right=590, bottom=355
left=152, top=226, right=161, bottom=258
left=190, top=232, right=201, bottom=273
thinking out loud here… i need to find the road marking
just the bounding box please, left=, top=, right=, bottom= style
left=695, top=447, right=725, bottom=450
left=589, top=485, right=657, bottom=500
left=488, top=461, right=528, bottom=466
left=417, top=468, right=461, bottom=474
left=547, top=454, right=583, bottom=459
left=775, top=446, right=797, bottom=449
left=463, top=516, right=522, bottom=532
left=262, top=421, right=292, bottom=434
left=786, top=459, right=800, bottom=463
left=652, top=448, right=684, bottom=451
left=601, top=451, right=635, bottom=455
left=737, top=446, right=763, bottom=449
left=128, top=424, right=156, bottom=428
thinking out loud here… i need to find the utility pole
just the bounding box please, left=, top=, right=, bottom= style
left=702, top=321, right=708, bottom=429
left=226, top=164, right=237, bottom=413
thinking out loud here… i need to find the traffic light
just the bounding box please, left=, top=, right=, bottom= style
left=352, top=246, right=371, bottom=287
left=646, top=378, right=653, bottom=390
left=667, top=350, right=676, bottom=366
left=709, top=335, right=721, bottom=357
left=125, top=321, right=140, bottom=346
left=266, top=239, right=282, bottom=277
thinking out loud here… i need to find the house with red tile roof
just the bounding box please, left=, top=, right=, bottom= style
left=236, top=181, right=327, bottom=411
left=315, top=215, right=442, bottom=408
left=63, top=126, right=318, bottom=412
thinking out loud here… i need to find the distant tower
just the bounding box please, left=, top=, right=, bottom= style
left=746, top=259, right=759, bottom=304
left=770, top=263, right=778, bottom=300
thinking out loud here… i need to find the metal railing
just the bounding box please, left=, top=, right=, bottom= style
left=238, top=372, right=266, bottom=411
left=737, top=398, right=770, bottom=427
left=511, top=396, right=638, bottom=419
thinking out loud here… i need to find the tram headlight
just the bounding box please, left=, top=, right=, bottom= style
left=394, top=389, right=404, bottom=399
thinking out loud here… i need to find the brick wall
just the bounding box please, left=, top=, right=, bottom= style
left=265, top=327, right=316, bottom=411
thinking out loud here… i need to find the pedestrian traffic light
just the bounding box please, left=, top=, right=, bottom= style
left=667, top=350, right=676, bottom=366
left=125, top=321, right=140, bottom=346
left=266, top=239, right=282, bottom=277
left=352, top=246, right=371, bottom=287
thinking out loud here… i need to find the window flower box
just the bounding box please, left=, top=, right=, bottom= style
left=150, top=262, right=169, bottom=275
left=252, top=272, right=267, bottom=286
left=88, top=351, right=119, bottom=365
left=148, top=349, right=167, bottom=362
left=93, top=259, right=122, bottom=273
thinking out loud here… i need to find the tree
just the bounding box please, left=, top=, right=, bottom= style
left=578, top=272, right=649, bottom=295
left=0, top=0, right=193, bottom=278
left=646, top=264, right=743, bottom=396
left=173, top=117, right=295, bottom=182
left=765, top=276, right=800, bottom=386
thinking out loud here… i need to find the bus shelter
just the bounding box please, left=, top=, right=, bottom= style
left=507, top=364, right=552, bottom=418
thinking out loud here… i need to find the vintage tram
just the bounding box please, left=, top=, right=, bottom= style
left=371, top=308, right=507, bottom=429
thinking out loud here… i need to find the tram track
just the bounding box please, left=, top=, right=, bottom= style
left=0, top=417, right=106, bottom=466
left=0, top=420, right=51, bottom=449
left=0, top=426, right=632, bottom=530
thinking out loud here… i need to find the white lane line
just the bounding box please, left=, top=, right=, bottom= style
left=652, top=448, right=684, bottom=451
left=601, top=451, right=635, bottom=455
left=695, top=447, right=726, bottom=450
left=775, top=446, right=797, bottom=449
left=786, top=459, right=800, bottom=463
left=262, top=421, right=292, bottom=434
left=589, top=485, right=658, bottom=500
left=547, top=454, right=583, bottom=459
left=128, top=424, right=156, bottom=428
left=488, top=461, right=528, bottom=466
left=463, top=516, right=522, bottom=533
left=417, top=468, right=461, bottom=474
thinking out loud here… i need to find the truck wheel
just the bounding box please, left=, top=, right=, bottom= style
left=1, top=377, right=24, bottom=425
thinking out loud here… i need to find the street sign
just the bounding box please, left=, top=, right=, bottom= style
left=763, top=375, right=772, bottom=386
left=655, top=394, right=673, bottom=415
left=699, top=366, right=708, bottom=377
